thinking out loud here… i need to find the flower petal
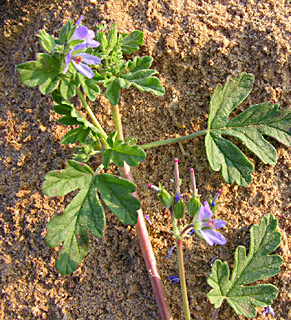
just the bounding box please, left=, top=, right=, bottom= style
left=87, top=40, right=100, bottom=48
left=72, top=61, right=95, bottom=78
left=78, top=53, right=101, bottom=65
left=212, top=219, right=226, bottom=228
left=72, top=26, right=88, bottom=40
left=168, top=275, right=180, bottom=284
left=63, top=51, right=72, bottom=74
left=198, top=202, right=213, bottom=222
left=76, top=16, right=83, bottom=27
left=73, top=43, right=87, bottom=51
left=200, top=229, right=226, bottom=246
left=86, top=30, right=95, bottom=42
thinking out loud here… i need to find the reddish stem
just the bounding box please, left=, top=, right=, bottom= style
left=122, top=164, right=172, bottom=320
left=111, top=104, right=172, bottom=319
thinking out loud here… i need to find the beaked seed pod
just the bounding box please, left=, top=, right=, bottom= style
left=174, top=199, right=185, bottom=219
left=157, top=187, right=174, bottom=208
left=188, top=196, right=201, bottom=219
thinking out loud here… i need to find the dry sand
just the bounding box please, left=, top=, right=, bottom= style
left=0, top=0, right=290, bottom=319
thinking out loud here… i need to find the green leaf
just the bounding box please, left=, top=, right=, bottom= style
left=206, top=73, right=291, bottom=186
left=102, top=139, right=146, bottom=169
left=119, top=56, right=165, bottom=96
left=43, top=161, right=140, bottom=274
left=207, top=214, right=283, bottom=318
left=60, top=73, right=80, bottom=100
left=37, top=30, right=56, bottom=53
left=95, top=173, right=140, bottom=225
left=62, top=127, right=91, bottom=144
left=17, top=53, right=61, bottom=94
left=105, top=77, right=121, bottom=105
left=53, top=102, right=100, bottom=144
left=78, top=73, right=101, bottom=101
left=127, top=56, right=153, bottom=71
left=106, top=24, right=118, bottom=53
left=121, top=31, right=144, bottom=54
left=44, top=161, right=105, bottom=275
left=42, top=160, right=94, bottom=197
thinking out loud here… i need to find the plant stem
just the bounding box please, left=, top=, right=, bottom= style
left=76, top=89, right=108, bottom=141
left=211, top=307, right=220, bottom=320
left=140, top=129, right=208, bottom=150
left=176, top=238, right=191, bottom=320
left=111, top=104, right=172, bottom=320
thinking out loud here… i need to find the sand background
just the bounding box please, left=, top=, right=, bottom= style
left=0, top=0, right=290, bottom=319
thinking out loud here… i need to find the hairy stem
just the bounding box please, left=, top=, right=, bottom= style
left=111, top=104, right=172, bottom=320
left=76, top=89, right=108, bottom=141
left=140, top=129, right=208, bottom=150
left=177, top=239, right=191, bottom=320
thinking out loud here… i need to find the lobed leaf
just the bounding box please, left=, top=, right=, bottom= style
left=53, top=102, right=100, bottom=144
left=45, top=178, right=105, bottom=275
left=37, top=30, right=56, bottom=53
left=206, top=73, right=291, bottom=186
left=119, top=56, right=165, bottom=97
left=121, top=30, right=144, bottom=54
left=43, top=161, right=140, bottom=274
left=42, top=160, right=93, bottom=197
left=207, top=214, right=283, bottom=317
left=95, top=173, right=140, bottom=225
left=104, top=77, right=121, bottom=105
left=102, top=139, right=146, bottom=169
left=78, top=73, right=101, bottom=102
left=17, top=53, right=61, bottom=94
left=60, top=73, right=80, bottom=100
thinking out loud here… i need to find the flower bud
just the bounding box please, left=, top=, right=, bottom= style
left=188, top=196, right=201, bottom=219
left=173, top=198, right=185, bottom=219
left=157, top=187, right=174, bottom=208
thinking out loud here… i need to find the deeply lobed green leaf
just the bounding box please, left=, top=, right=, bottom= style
left=206, top=73, right=291, bottom=186
left=43, top=161, right=140, bottom=274
left=102, top=139, right=146, bottom=169
left=53, top=102, right=100, bottom=144
left=207, top=214, right=283, bottom=317
left=121, top=30, right=144, bottom=54
left=17, top=53, right=61, bottom=94
left=95, top=173, right=140, bottom=225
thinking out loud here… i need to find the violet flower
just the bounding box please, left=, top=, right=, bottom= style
left=71, top=16, right=100, bottom=50
left=262, top=306, right=275, bottom=317
left=193, top=201, right=226, bottom=246
left=63, top=51, right=101, bottom=79
left=168, top=275, right=180, bottom=284
left=165, top=245, right=176, bottom=259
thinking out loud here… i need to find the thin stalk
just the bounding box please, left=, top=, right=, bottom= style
left=211, top=307, right=220, bottom=320
left=177, top=239, right=191, bottom=320
left=111, top=104, right=172, bottom=320
left=140, top=129, right=208, bottom=150
left=172, top=159, right=191, bottom=319
left=76, top=89, right=108, bottom=141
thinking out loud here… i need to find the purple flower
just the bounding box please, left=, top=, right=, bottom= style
left=211, top=188, right=222, bottom=207
left=262, top=306, right=275, bottom=317
left=63, top=51, right=101, bottom=78
left=193, top=201, right=226, bottom=246
left=144, top=214, right=152, bottom=226
left=71, top=17, right=100, bottom=50
left=168, top=275, right=180, bottom=284
left=210, top=256, right=218, bottom=266
left=165, top=245, right=176, bottom=259
left=174, top=193, right=181, bottom=203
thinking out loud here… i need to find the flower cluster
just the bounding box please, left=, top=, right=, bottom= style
left=148, top=166, right=226, bottom=247
left=63, top=16, right=101, bottom=78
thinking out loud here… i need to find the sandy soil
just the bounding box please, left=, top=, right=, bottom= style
left=0, top=0, right=290, bottom=319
